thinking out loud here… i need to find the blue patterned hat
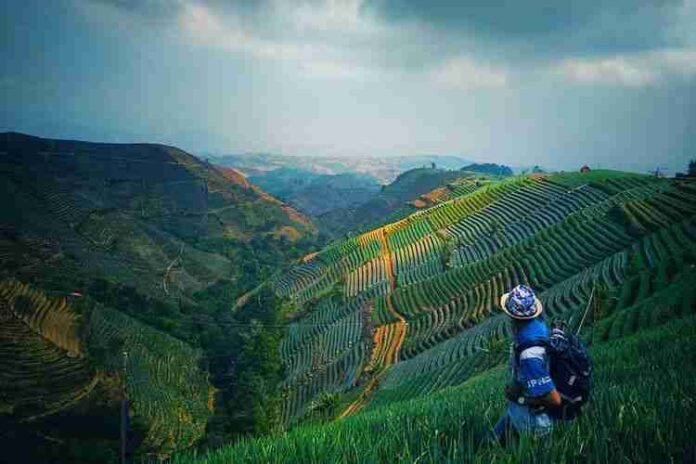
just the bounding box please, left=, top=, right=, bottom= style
left=500, top=285, right=543, bottom=320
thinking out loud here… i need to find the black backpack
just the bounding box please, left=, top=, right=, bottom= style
left=517, top=324, right=592, bottom=420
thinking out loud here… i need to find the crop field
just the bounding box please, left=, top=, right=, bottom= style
left=411, top=177, right=486, bottom=209
left=0, top=280, right=98, bottom=420
left=177, top=314, right=696, bottom=463
left=0, top=280, right=217, bottom=454
left=0, top=279, right=83, bottom=355
left=86, top=306, right=214, bottom=454
left=269, top=171, right=696, bottom=430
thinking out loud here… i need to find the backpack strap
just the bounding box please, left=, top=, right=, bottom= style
left=512, top=339, right=549, bottom=381
left=514, top=339, right=548, bottom=355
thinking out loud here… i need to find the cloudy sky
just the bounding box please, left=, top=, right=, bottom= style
left=1, top=0, right=694, bottom=172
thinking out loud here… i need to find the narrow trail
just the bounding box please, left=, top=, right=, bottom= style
left=338, top=226, right=407, bottom=418
left=337, top=376, right=380, bottom=419
left=379, top=227, right=407, bottom=364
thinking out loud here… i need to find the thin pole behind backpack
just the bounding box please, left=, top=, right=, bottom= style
left=576, top=285, right=595, bottom=336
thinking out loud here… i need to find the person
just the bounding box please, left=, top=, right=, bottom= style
left=492, top=285, right=562, bottom=445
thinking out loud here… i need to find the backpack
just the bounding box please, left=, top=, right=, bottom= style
left=517, top=324, right=592, bottom=420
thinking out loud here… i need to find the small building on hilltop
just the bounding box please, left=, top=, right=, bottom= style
left=580, top=165, right=591, bottom=173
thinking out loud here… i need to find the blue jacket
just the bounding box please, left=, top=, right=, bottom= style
left=511, top=318, right=556, bottom=397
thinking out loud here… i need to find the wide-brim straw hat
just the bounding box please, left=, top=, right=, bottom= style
left=499, top=292, right=543, bottom=320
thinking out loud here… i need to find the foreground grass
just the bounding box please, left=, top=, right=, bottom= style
left=175, top=316, right=696, bottom=463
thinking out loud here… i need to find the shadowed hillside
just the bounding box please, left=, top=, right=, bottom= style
left=318, top=167, right=470, bottom=236
left=0, top=133, right=319, bottom=461
left=249, top=168, right=381, bottom=216
left=0, top=132, right=316, bottom=306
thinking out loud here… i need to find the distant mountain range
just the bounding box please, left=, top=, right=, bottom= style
left=210, top=153, right=472, bottom=184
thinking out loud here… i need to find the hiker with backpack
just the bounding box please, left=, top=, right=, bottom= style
left=492, top=285, right=591, bottom=445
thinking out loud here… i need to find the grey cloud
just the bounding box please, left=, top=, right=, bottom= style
left=76, top=0, right=696, bottom=83
left=84, top=0, right=176, bottom=18
left=84, top=0, right=270, bottom=19
left=369, top=0, right=687, bottom=59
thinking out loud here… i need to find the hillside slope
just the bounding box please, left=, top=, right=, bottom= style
left=0, top=132, right=315, bottom=312
left=0, top=132, right=318, bottom=459
left=249, top=168, right=381, bottom=216
left=177, top=314, right=696, bottom=463
left=318, top=167, right=470, bottom=235
left=176, top=170, right=696, bottom=462
left=263, top=170, right=696, bottom=432
left=0, top=279, right=214, bottom=459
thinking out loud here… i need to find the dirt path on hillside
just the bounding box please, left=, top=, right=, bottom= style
left=380, top=227, right=407, bottom=364
left=338, top=227, right=407, bottom=418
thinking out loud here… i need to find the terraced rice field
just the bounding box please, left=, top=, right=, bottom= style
left=0, top=281, right=98, bottom=420
left=272, top=172, right=696, bottom=427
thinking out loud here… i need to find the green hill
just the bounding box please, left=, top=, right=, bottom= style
left=179, top=170, right=696, bottom=462
left=249, top=168, right=381, bottom=216
left=318, top=167, right=471, bottom=236
left=0, top=132, right=316, bottom=310
left=461, top=163, right=514, bottom=177
left=0, top=133, right=319, bottom=460
left=4, top=139, right=696, bottom=463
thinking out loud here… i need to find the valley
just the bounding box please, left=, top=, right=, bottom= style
left=0, top=133, right=317, bottom=460
left=3, top=2, right=694, bottom=462
left=1, top=133, right=695, bottom=463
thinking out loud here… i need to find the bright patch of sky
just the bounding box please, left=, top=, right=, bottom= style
left=0, top=0, right=694, bottom=173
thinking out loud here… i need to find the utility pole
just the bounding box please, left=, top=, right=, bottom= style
left=120, top=351, right=129, bottom=464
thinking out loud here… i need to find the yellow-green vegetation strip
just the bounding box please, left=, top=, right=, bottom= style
left=175, top=314, right=696, bottom=463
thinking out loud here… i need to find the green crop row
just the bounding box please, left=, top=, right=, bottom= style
left=176, top=315, right=696, bottom=464
left=272, top=172, right=696, bottom=427
left=376, top=216, right=695, bottom=405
